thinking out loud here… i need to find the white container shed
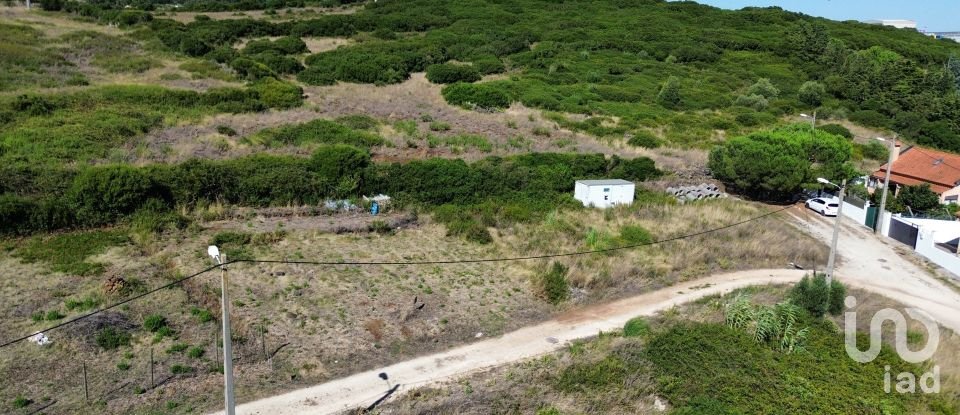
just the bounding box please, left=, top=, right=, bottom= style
left=574, top=179, right=635, bottom=208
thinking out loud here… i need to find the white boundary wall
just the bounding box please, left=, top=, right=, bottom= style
left=841, top=200, right=868, bottom=226
left=916, top=229, right=960, bottom=276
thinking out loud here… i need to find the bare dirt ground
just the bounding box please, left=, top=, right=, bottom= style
left=221, top=204, right=960, bottom=415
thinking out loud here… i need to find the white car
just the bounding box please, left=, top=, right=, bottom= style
left=806, top=197, right=839, bottom=216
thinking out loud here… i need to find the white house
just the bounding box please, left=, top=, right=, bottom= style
left=864, top=19, right=917, bottom=29
left=574, top=179, right=635, bottom=208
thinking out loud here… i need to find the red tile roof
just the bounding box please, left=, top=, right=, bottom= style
left=871, top=146, right=960, bottom=194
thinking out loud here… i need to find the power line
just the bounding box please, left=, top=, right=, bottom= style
left=0, top=263, right=224, bottom=349
left=0, top=204, right=793, bottom=349
left=237, top=205, right=793, bottom=265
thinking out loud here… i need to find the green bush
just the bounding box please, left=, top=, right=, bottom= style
left=619, top=225, right=653, bottom=245
left=798, top=81, right=826, bottom=107
left=647, top=321, right=928, bottom=414
left=335, top=114, right=379, bottom=130
left=216, top=125, right=237, bottom=136
left=187, top=346, right=205, bottom=359
left=249, top=77, right=303, bottom=109
left=627, top=131, right=661, bottom=148
left=789, top=273, right=846, bottom=317
left=96, top=327, right=131, bottom=350
left=12, top=395, right=32, bottom=408
left=252, top=119, right=383, bottom=148
left=623, top=316, right=650, bottom=337
left=856, top=141, right=888, bottom=161
left=166, top=342, right=189, bottom=354
left=191, top=307, right=215, bottom=323
left=143, top=314, right=168, bottom=333
left=67, top=165, right=162, bottom=226
left=441, top=82, right=512, bottom=110
left=819, top=124, right=852, bottom=139
left=45, top=310, right=65, bottom=320
left=849, top=110, right=891, bottom=129
left=656, top=76, right=682, bottom=109
left=540, top=262, right=569, bottom=304
left=426, top=63, right=482, bottom=84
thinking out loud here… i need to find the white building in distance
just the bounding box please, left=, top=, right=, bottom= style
left=864, top=19, right=917, bottom=29
left=574, top=179, right=635, bottom=208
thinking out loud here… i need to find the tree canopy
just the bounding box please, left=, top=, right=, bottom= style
left=708, top=124, right=855, bottom=200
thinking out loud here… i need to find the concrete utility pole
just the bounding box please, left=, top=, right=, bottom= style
left=875, top=137, right=896, bottom=234
left=208, top=246, right=235, bottom=415
left=821, top=178, right=847, bottom=284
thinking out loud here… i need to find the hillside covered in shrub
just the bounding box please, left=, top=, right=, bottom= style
left=111, top=0, right=960, bottom=150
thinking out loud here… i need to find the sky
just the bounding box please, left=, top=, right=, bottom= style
left=693, top=0, right=960, bottom=32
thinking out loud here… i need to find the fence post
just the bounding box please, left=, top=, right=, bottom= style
left=82, top=361, right=89, bottom=402
left=150, top=348, right=155, bottom=389
left=260, top=325, right=267, bottom=362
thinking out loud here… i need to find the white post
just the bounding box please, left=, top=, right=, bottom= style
left=876, top=139, right=895, bottom=234
left=220, top=254, right=235, bottom=415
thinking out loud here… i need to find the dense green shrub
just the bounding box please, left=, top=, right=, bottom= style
left=252, top=119, right=383, bottom=148
left=656, top=76, right=682, bottom=109
left=623, top=316, right=650, bottom=337
left=855, top=141, right=889, bottom=161
left=789, top=273, right=846, bottom=317
left=441, top=82, right=511, bottom=110
left=539, top=262, right=569, bottom=304
left=647, top=321, right=931, bottom=414
left=248, top=52, right=304, bottom=75
left=335, top=114, right=379, bottom=130
left=818, top=124, right=852, bottom=139
left=746, top=78, right=780, bottom=99
left=249, top=77, right=303, bottom=109
left=734, top=94, right=769, bottom=111
left=849, top=110, right=891, bottom=129
left=627, top=131, right=662, bottom=148
left=68, top=165, right=163, bottom=226
left=96, top=327, right=131, bottom=350
left=12, top=396, right=32, bottom=409
left=143, top=314, right=168, bottom=333
left=470, top=56, right=505, bottom=75
left=798, top=81, right=826, bottom=107
left=619, top=225, right=653, bottom=245
left=426, top=63, right=482, bottom=84
left=230, top=57, right=275, bottom=80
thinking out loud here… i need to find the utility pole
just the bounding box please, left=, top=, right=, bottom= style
left=825, top=178, right=846, bottom=284
left=208, top=246, right=235, bottom=415
left=875, top=137, right=896, bottom=234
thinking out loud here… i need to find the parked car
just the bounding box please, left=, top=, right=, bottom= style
left=806, top=197, right=839, bottom=216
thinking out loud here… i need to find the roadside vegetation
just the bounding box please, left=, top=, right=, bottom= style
left=378, top=285, right=959, bottom=415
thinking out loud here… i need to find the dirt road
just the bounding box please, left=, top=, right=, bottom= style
left=789, top=206, right=960, bottom=331
left=218, top=205, right=960, bottom=415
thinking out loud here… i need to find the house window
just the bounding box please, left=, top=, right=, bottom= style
left=604, top=195, right=609, bottom=201
left=603, top=188, right=610, bottom=192
left=947, top=195, right=959, bottom=205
